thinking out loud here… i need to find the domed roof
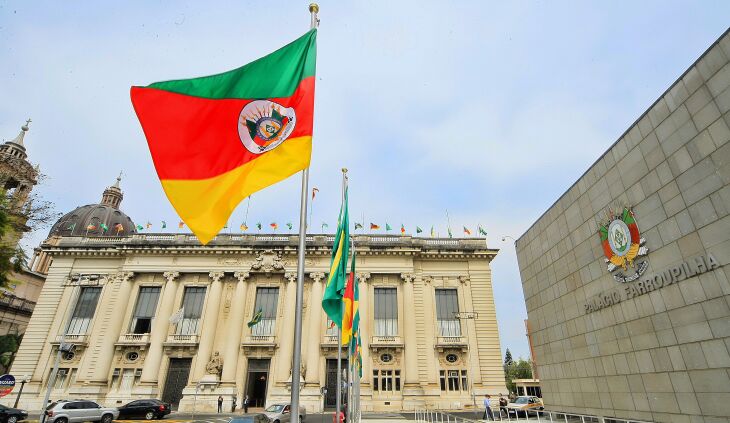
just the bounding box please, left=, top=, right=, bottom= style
left=48, top=174, right=137, bottom=237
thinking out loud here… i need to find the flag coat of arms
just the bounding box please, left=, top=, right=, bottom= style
left=131, top=30, right=317, bottom=244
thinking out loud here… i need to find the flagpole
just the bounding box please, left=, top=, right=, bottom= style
left=290, top=5, right=318, bottom=423
left=336, top=168, right=347, bottom=423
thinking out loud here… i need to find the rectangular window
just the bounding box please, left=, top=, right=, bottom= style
left=54, top=368, right=69, bottom=390
left=374, top=288, right=397, bottom=336
left=66, top=287, right=102, bottom=334
left=440, top=369, right=467, bottom=392
left=120, top=368, right=135, bottom=391
left=176, top=287, right=206, bottom=335
left=325, top=318, right=337, bottom=336
left=435, top=289, right=461, bottom=337
left=252, top=287, right=279, bottom=336
left=372, top=369, right=401, bottom=392
left=129, top=287, right=161, bottom=334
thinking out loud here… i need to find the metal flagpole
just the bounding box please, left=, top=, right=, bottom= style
left=290, top=6, right=319, bottom=423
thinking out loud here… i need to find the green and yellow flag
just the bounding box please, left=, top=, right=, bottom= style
left=322, top=188, right=350, bottom=327
left=247, top=308, right=263, bottom=328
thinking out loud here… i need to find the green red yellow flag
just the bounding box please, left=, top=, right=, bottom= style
left=131, top=29, right=317, bottom=244
left=342, top=249, right=356, bottom=345
left=322, top=188, right=350, bottom=327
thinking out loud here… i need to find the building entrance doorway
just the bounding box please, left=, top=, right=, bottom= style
left=324, top=358, right=348, bottom=409
left=245, top=359, right=271, bottom=408
left=162, top=358, right=192, bottom=410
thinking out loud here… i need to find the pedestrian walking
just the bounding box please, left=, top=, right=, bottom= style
left=483, top=394, right=495, bottom=421
left=217, top=395, right=223, bottom=413
left=243, top=395, right=250, bottom=413
left=499, top=393, right=508, bottom=417
left=231, top=395, right=237, bottom=413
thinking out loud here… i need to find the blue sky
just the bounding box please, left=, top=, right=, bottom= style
left=1, top=1, right=728, bottom=360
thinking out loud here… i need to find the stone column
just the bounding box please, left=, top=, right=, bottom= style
left=140, top=271, right=179, bottom=384
left=400, top=273, right=420, bottom=387
left=90, top=272, right=135, bottom=382
left=305, top=272, right=326, bottom=385
left=276, top=272, right=299, bottom=383
left=192, top=271, right=225, bottom=381
left=358, top=274, right=372, bottom=384
left=221, top=271, right=250, bottom=383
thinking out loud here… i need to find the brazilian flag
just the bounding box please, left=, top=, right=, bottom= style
left=322, top=188, right=350, bottom=327
left=247, top=308, right=263, bottom=328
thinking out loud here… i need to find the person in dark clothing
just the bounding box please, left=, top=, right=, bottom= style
left=217, top=395, right=223, bottom=413
left=499, top=393, right=508, bottom=416
left=231, top=396, right=237, bottom=412
left=243, top=395, right=250, bottom=413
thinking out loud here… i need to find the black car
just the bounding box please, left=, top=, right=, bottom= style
left=0, top=404, right=28, bottom=423
left=117, top=400, right=171, bottom=420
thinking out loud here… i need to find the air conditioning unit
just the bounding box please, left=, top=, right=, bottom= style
left=134, top=369, right=142, bottom=377
left=112, top=369, right=121, bottom=377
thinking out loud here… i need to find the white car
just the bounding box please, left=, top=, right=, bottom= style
left=263, top=404, right=306, bottom=423
left=44, top=400, right=119, bottom=423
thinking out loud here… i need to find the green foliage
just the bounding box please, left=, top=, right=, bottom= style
left=0, top=333, right=21, bottom=372
left=0, top=189, right=29, bottom=289
left=504, top=348, right=513, bottom=365
left=503, top=357, right=533, bottom=394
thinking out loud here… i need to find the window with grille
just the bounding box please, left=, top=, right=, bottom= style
left=129, top=287, right=161, bottom=334
left=374, top=287, right=397, bottom=336
left=435, top=289, right=461, bottom=337
left=372, top=369, right=401, bottom=392
left=66, top=287, right=102, bottom=334
left=252, top=287, right=279, bottom=336
left=176, top=287, right=206, bottom=335
left=439, top=369, right=468, bottom=392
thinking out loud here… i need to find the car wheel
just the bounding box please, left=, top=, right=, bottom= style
left=101, top=414, right=113, bottom=423
left=56, top=418, right=68, bottom=423
left=145, top=411, right=155, bottom=420
left=8, top=416, right=18, bottom=423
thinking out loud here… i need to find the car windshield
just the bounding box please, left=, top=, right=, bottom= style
left=514, top=397, right=530, bottom=404
left=265, top=405, right=285, bottom=412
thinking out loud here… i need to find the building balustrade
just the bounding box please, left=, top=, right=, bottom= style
left=165, top=334, right=199, bottom=344
left=241, top=334, right=277, bottom=354
left=434, top=335, right=469, bottom=352
left=54, top=334, right=89, bottom=346
left=116, top=333, right=151, bottom=345
left=370, top=335, right=404, bottom=351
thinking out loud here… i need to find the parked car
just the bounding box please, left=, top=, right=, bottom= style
left=229, top=416, right=270, bottom=423
left=45, top=400, right=119, bottom=423
left=263, top=404, right=306, bottom=423
left=505, top=396, right=543, bottom=417
left=117, top=400, right=171, bottom=420
left=0, top=404, right=28, bottom=423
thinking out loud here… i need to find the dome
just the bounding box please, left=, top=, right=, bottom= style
left=49, top=203, right=137, bottom=237
left=48, top=173, right=137, bottom=237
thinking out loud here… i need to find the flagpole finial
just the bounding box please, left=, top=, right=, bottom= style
left=309, top=3, right=319, bottom=13
left=342, top=168, right=348, bottom=174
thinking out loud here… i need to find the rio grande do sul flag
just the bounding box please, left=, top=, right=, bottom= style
left=131, top=29, right=317, bottom=244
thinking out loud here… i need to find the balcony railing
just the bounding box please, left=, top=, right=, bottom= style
left=369, top=335, right=404, bottom=351
left=435, top=336, right=468, bottom=351
left=55, top=334, right=89, bottom=345
left=242, top=335, right=276, bottom=344
left=117, top=333, right=151, bottom=345
left=166, top=334, right=199, bottom=344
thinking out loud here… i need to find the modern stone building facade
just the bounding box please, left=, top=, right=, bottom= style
left=516, top=30, right=730, bottom=422
left=5, top=178, right=506, bottom=412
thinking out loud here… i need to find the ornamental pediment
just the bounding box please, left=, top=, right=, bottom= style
left=250, top=249, right=286, bottom=273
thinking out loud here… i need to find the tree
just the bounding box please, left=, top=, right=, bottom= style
left=504, top=348, right=513, bottom=366
left=503, top=357, right=533, bottom=394
left=0, top=333, right=21, bottom=374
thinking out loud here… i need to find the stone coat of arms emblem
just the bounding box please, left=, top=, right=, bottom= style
left=599, top=206, right=649, bottom=282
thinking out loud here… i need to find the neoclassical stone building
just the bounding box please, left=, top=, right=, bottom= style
left=7, top=180, right=506, bottom=412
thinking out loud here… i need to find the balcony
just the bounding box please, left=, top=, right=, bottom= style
left=435, top=336, right=469, bottom=352
left=116, top=333, right=151, bottom=347
left=241, top=335, right=277, bottom=354
left=370, top=335, right=404, bottom=352
left=320, top=334, right=341, bottom=352
left=164, top=334, right=199, bottom=346
left=53, top=334, right=89, bottom=346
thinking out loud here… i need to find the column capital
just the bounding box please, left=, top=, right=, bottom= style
left=356, top=272, right=371, bottom=284
left=308, top=272, right=325, bottom=283
left=284, top=271, right=298, bottom=283
left=400, top=273, right=416, bottom=284
left=209, top=271, right=225, bottom=283
left=117, top=271, right=135, bottom=283
left=422, top=275, right=434, bottom=285
left=458, top=275, right=470, bottom=285
left=233, top=271, right=250, bottom=282
left=162, top=271, right=180, bottom=283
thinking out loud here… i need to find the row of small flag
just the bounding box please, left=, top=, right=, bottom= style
left=128, top=221, right=489, bottom=237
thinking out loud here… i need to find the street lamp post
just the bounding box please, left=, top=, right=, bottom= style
left=13, top=375, right=29, bottom=408
left=454, top=311, right=479, bottom=417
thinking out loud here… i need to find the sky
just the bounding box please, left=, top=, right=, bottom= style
left=1, top=1, right=729, bottom=360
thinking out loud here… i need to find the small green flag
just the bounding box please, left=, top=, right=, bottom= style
left=286, top=222, right=293, bottom=230
left=100, top=223, right=109, bottom=232
left=431, top=226, right=435, bottom=237
left=354, top=222, right=363, bottom=230
left=67, top=223, right=76, bottom=231
left=448, top=227, right=453, bottom=238
left=256, top=222, right=262, bottom=230
left=478, top=225, right=487, bottom=236
left=247, top=308, right=263, bottom=328
left=386, top=223, right=392, bottom=231
left=136, top=224, right=144, bottom=231
left=322, top=222, right=329, bottom=230
left=416, top=226, right=423, bottom=234
left=161, top=221, right=167, bottom=229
